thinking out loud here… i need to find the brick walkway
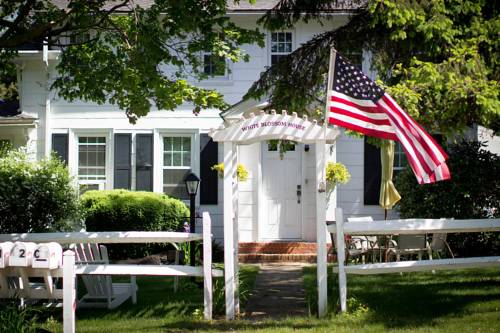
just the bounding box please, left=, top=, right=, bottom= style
left=244, top=263, right=309, bottom=319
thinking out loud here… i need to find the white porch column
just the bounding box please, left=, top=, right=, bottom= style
left=316, top=139, right=328, bottom=317
left=223, top=142, right=236, bottom=320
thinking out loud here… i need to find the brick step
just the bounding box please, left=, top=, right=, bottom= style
left=239, top=253, right=337, bottom=263
left=239, top=242, right=332, bottom=254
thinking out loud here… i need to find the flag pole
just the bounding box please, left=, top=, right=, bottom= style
left=324, top=47, right=337, bottom=124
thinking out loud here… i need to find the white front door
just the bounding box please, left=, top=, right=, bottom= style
left=261, top=141, right=302, bottom=240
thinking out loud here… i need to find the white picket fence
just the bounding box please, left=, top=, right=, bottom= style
left=0, top=212, right=222, bottom=332
left=328, top=208, right=500, bottom=312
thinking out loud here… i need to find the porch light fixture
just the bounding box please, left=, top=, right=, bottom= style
left=184, top=172, right=200, bottom=267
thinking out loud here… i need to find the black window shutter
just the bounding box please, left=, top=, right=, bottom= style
left=364, top=137, right=382, bottom=205
left=114, top=133, right=132, bottom=189
left=136, top=134, right=153, bottom=191
left=51, top=133, right=68, bottom=165
left=200, top=134, right=218, bottom=205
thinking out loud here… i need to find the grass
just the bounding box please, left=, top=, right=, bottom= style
left=23, top=265, right=500, bottom=332
left=302, top=266, right=500, bottom=333
left=34, top=265, right=259, bottom=332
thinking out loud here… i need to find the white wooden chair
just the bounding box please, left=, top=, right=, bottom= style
left=75, top=244, right=137, bottom=309
left=388, top=234, right=428, bottom=261
left=427, top=233, right=454, bottom=259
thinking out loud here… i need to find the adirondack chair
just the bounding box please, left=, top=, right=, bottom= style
left=75, top=243, right=137, bottom=309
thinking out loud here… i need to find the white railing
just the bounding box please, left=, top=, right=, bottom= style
left=328, top=208, right=500, bottom=313
left=0, top=212, right=221, bottom=332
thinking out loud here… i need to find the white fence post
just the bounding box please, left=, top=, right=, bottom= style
left=223, top=142, right=236, bottom=320
left=63, top=250, right=76, bottom=333
left=316, top=139, right=328, bottom=317
left=203, top=212, right=213, bottom=320
left=335, top=208, right=347, bottom=313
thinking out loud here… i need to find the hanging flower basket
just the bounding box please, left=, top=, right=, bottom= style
left=211, top=163, right=249, bottom=182
left=326, top=162, right=351, bottom=191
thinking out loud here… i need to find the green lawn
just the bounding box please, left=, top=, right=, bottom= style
left=35, top=266, right=500, bottom=332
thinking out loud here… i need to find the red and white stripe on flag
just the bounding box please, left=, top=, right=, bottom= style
left=325, top=50, right=450, bottom=184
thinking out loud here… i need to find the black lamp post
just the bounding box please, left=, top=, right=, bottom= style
left=184, top=172, right=200, bottom=267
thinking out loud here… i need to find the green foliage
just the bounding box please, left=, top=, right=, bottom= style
left=249, top=0, right=499, bottom=135
left=0, top=149, right=80, bottom=233
left=1, top=1, right=264, bottom=122
left=80, top=189, right=189, bottom=258
left=395, top=140, right=499, bottom=256
left=0, top=302, right=39, bottom=333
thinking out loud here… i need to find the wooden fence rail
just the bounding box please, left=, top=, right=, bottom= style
left=0, top=212, right=220, bottom=332
left=327, top=208, right=500, bottom=313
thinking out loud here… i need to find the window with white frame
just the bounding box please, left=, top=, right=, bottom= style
left=203, top=53, right=227, bottom=77
left=163, top=136, right=192, bottom=200
left=78, top=136, right=106, bottom=188
left=393, top=142, right=407, bottom=177
left=270, top=32, right=292, bottom=66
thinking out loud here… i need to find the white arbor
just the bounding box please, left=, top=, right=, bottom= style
left=210, top=110, right=339, bottom=318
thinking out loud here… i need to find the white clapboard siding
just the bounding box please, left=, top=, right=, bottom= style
left=0, top=231, right=203, bottom=244
left=328, top=218, right=500, bottom=235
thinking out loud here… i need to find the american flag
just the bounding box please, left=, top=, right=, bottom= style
left=326, top=50, right=450, bottom=184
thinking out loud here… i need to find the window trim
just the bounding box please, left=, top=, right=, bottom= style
left=202, top=52, right=229, bottom=79
left=71, top=130, right=113, bottom=190
left=77, top=135, right=107, bottom=182
left=161, top=133, right=195, bottom=199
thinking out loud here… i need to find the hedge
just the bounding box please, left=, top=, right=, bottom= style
left=0, top=150, right=80, bottom=233
left=395, top=140, right=499, bottom=257
left=80, top=190, right=190, bottom=259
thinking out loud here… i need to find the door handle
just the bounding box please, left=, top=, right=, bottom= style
left=296, top=185, right=302, bottom=204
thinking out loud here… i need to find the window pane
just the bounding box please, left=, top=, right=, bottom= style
left=164, top=137, right=172, bottom=150
left=182, top=152, right=190, bottom=166
left=278, top=33, right=285, bottom=42
left=173, top=137, right=182, bottom=151
left=164, top=152, right=172, bottom=166
left=182, top=137, right=190, bottom=151
left=271, top=33, right=277, bottom=42
left=163, top=169, right=190, bottom=200
left=285, top=43, right=292, bottom=53
left=172, top=152, right=182, bottom=166
left=285, top=33, right=292, bottom=42
left=271, top=43, right=277, bottom=52
left=278, top=43, right=285, bottom=52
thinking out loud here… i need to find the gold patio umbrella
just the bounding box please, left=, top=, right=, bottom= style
left=379, top=140, right=401, bottom=216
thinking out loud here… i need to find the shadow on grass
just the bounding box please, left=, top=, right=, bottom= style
left=159, top=318, right=327, bottom=332
left=304, top=266, right=500, bottom=330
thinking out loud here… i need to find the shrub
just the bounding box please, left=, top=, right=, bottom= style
left=80, top=190, right=190, bottom=259
left=0, top=302, right=38, bottom=333
left=0, top=149, right=80, bottom=233
left=395, top=140, right=499, bottom=256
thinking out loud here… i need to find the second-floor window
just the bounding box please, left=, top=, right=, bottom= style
left=203, top=53, right=227, bottom=77
left=270, top=32, right=292, bottom=66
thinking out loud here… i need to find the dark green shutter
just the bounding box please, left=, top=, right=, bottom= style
left=364, top=137, right=381, bottom=205
left=136, top=134, right=153, bottom=191
left=200, top=134, right=218, bottom=204
left=114, top=134, right=132, bottom=189
left=51, top=133, right=68, bottom=165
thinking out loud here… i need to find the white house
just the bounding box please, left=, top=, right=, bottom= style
left=2, top=1, right=427, bottom=245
